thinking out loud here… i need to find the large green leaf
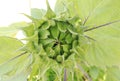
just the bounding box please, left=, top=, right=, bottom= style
left=55, top=0, right=120, bottom=66
left=0, top=22, right=30, bottom=37
left=105, top=66, right=120, bottom=81
left=0, top=36, right=24, bottom=63
left=85, top=25, right=120, bottom=66
left=0, top=36, right=31, bottom=81
left=1, top=68, right=31, bottom=81
left=0, top=27, right=18, bottom=37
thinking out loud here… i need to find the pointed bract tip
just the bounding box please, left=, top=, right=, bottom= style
left=46, top=0, right=51, bottom=10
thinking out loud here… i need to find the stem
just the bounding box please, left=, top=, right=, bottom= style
left=84, top=20, right=120, bottom=32
left=59, top=78, right=62, bottom=81
left=83, top=13, right=91, bottom=25
left=71, top=71, right=74, bottom=81
left=64, top=68, right=67, bottom=81
left=77, top=64, right=92, bottom=81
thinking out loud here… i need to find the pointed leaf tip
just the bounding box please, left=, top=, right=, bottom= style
left=45, top=0, right=56, bottom=19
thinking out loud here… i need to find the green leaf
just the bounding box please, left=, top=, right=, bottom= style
left=0, top=36, right=31, bottom=81
left=59, top=32, right=66, bottom=40
left=49, top=26, right=60, bottom=39
left=88, top=66, right=104, bottom=80
left=67, top=25, right=78, bottom=35
left=38, top=29, right=50, bottom=39
left=0, top=22, right=30, bottom=37
left=40, top=21, right=50, bottom=30
left=44, top=0, right=56, bottom=19
left=0, top=27, right=17, bottom=37
left=2, top=69, right=30, bottom=81
left=27, top=54, right=40, bottom=81
left=68, top=16, right=81, bottom=26
left=62, top=45, right=70, bottom=52
left=105, top=66, right=120, bottom=81
left=72, top=40, right=78, bottom=49
left=22, top=23, right=34, bottom=37
left=38, top=44, right=46, bottom=56
left=57, top=22, right=67, bottom=32
left=31, top=8, right=46, bottom=19
left=54, top=44, right=61, bottom=55
left=0, top=36, right=23, bottom=64
left=9, top=22, right=30, bottom=29
left=45, top=47, right=55, bottom=58
left=65, top=33, right=73, bottom=44
left=45, top=69, right=56, bottom=81
left=40, top=38, right=55, bottom=46
left=85, top=34, right=120, bottom=66
left=56, top=55, right=63, bottom=63
left=22, top=13, right=44, bottom=28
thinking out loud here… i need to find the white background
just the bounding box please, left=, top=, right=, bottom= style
left=0, top=0, right=56, bottom=26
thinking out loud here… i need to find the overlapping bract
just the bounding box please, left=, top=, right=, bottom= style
left=1, top=0, right=120, bottom=81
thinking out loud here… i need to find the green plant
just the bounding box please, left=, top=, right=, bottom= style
left=0, top=0, right=120, bottom=81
